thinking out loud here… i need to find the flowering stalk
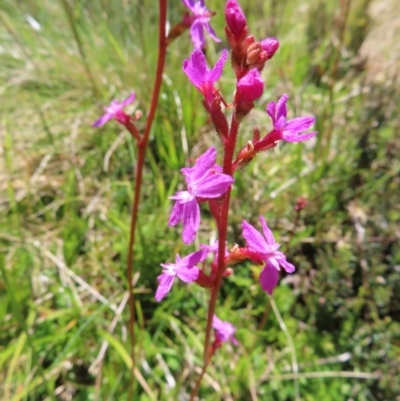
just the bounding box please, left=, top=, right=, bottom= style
left=93, top=0, right=168, bottom=394
left=154, top=0, right=317, bottom=397
left=125, top=0, right=167, bottom=392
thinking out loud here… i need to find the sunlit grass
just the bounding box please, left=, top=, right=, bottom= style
left=0, top=0, right=399, bottom=399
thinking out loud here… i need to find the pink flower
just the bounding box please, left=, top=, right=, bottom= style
left=169, top=147, right=234, bottom=244
left=225, top=0, right=246, bottom=39
left=155, top=250, right=206, bottom=302
left=182, top=0, right=220, bottom=49
left=241, top=216, right=295, bottom=295
left=266, top=94, right=317, bottom=142
left=92, top=92, right=136, bottom=127
left=183, top=49, right=228, bottom=107
left=237, top=69, right=264, bottom=102
left=212, top=315, right=238, bottom=346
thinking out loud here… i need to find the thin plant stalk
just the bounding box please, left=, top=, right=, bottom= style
left=191, top=113, right=241, bottom=401
left=126, top=0, right=168, bottom=394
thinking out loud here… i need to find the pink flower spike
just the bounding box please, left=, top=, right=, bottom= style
left=266, top=94, right=317, bottom=143
left=155, top=250, right=206, bottom=302
left=169, top=147, right=234, bottom=244
left=92, top=92, right=136, bottom=128
left=225, top=0, right=246, bottom=39
left=241, top=216, right=295, bottom=295
left=181, top=0, right=220, bottom=49
left=237, top=69, right=264, bottom=102
left=183, top=49, right=228, bottom=106
left=212, top=315, right=238, bottom=346
left=260, top=37, right=280, bottom=60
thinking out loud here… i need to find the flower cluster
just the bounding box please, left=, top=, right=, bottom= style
left=155, top=0, right=317, bottom=354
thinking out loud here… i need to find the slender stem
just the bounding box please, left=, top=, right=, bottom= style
left=199, top=115, right=240, bottom=387
left=190, top=362, right=209, bottom=401
left=126, top=0, right=167, bottom=396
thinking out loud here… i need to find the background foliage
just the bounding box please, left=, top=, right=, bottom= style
left=0, top=0, right=399, bottom=400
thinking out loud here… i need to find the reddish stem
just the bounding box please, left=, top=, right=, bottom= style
left=126, top=0, right=167, bottom=394
left=201, top=115, right=240, bottom=365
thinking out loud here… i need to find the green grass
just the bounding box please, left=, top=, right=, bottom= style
left=1, top=0, right=399, bottom=400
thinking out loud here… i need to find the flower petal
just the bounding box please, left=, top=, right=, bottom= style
left=279, top=258, right=296, bottom=273
left=284, top=116, right=315, bottom=134
left=182, top=199, right=200, bottom=244
left=276, top=94, right=288, bottom=121
left=212, top=314, right=238, bottom=344
left=283, top=131, right=318, bottom=143
left=182, top=147, right=217, bottom=184
left=190, top=19, right=205, bottom=49
left=194, top=174, right=234, bottom=198
left=121, top=92, right=136, bottom=107
left=204, top=21, right=221, bottom=43
left=176, top=265, right=200, bottom=283
left=180, top=249, right=208, bottom=267
left=168, top=201, right=183, bottom=226
left=266, top=100, right=276, bottom=123
left=155, top=273, right=175, bottom=301
left=208, top=49, right=228, bottom=84
left=183, top=49, right=207, bottom=88
left=242, top=220, right=268, bottom=254
left=92, top=112, right=113, bottom=127
left=259, top=216, right=275, bottom=245
left=259, top=261, right=279, bottom=295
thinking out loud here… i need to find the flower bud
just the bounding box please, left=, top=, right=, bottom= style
left=237, top=69, right=264, bottom=101
left=260, top=37, right=280, bottom=60
left=246, top=42, right=261, bottom=65
left=225, top=0, right=246, bottom=39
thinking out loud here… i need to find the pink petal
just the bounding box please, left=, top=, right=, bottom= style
left=266, top=101, right=276, bottom=123
left=92, top=112, right=113, bottom=127
left=182, top=199, right=200, bottom=244
left=180, top=249, right=207, bottom=267
left=276, top=94, right=288, bottom=121
left=121, top=92, right=136, bottom=107
left=195, top=174, right=234, bottom=198
left=182, top=147, right=217, bottom=184
left=283, top=131, right=318, bottom=143
left=190, top=20, right=205, bottom=49
left=259, top=261, right=279, bottom=295
left=259, top=216, right=276, bottom=245
left=176, top=265, right=200, bottom=283
left=168, top=201, right=183, bottom=226
left=284, top=116, right=315, bottom=133
left=205, top=21, right=221, bottom=43
left=170, top=190, right=193, bottom=202
left=183, top=50, right=207, bottom=88
left=279, top=258, right=296, bottom=273
left=208, top=50, right=228, bottom=84
left=155, top=274, right=175, bottom=301
left=241, top=220, right=268, bottom=254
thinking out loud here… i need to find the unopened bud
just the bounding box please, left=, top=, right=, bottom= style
left=246, top=42, right=261, bottom=65
left=237, top=69, right=264, bottom=101
left=260, top=37, right=280, bottom=60
left=225, top=0, right=247, bottom=39
left=294, top=196, right=308, bottom=211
